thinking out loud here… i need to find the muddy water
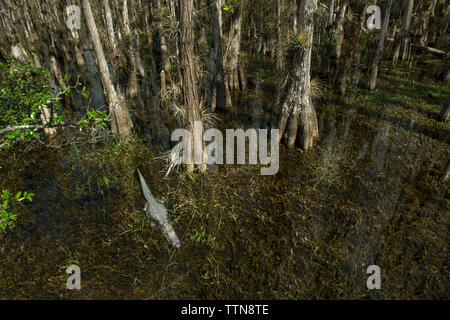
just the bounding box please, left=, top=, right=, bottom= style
left=0, top=62, right=448, bottom=299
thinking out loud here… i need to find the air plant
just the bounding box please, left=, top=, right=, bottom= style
left=161, top=82, right=182, bottom=103
left=284, top=32, right=309, bottom=60
left=162, top=99, right=223, bottom=178
left=310, top=77, right=328, bottom=99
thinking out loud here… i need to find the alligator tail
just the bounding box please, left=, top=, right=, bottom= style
left=161, top=223, right=181, bottom=248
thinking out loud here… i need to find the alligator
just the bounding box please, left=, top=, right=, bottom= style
left=137, top=169, right=181, bottom=248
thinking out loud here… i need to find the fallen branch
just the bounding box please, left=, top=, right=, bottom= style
left=0, top=123, right=70, bottom=136
left=410, top=44, right=447, bottom=57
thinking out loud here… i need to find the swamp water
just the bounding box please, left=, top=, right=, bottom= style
left=0, top=62, right=448, bottom=299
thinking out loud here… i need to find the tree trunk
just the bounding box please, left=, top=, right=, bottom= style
left=278, top=0, right=319, bottom=150
left=102, top=0, right=117, bottom=51
left=123, top=0, right=139, bottom=99
left=179, top=0, right=205, bottom=172
left=420, top=0, right=437, bottom=46
left=276, top=0, right=284, bottom=70
left=82, top=0, right=133, bottom=137
left=335, top=5, right=365, bottom=95
left=329, top=0, right=335, bottom=25
left=320, top=0, right=347, bottom=79
left=156, top=0, right=172, bottom=86
left=368, top=0, right=393, bottom=91
left=225, top=2, right=245, bottom=103
left=392, top=0, right=414, bottom=63
left=130, top=0, right=146, bottom=79
left=210, top=0, right=226, bottom=112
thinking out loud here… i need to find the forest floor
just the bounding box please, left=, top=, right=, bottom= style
left=0, top=58, right=448, bottom=299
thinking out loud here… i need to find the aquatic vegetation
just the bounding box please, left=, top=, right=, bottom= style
left=0, top=189, right=34, bottom=233
left=0, top=62, right=448, bottom=299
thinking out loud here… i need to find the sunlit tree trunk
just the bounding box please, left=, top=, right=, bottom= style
left=102, top=0, right=117, bottom=51
left=368, top=0, right=393, bottom=91
left=392, top=0, right=414, bottom=63
left=82, top=0, right=133, bottom=137
left=179, top=0, right=205, bottom=172
left=329, top=0, right=335, bottom=25
left=420, top=0, right=437, bottom=46
left=276, top=0, right=284, bottom=70
left=224, top=2, right=246, bottom=106
left=278, top=0, right=319, bottom=150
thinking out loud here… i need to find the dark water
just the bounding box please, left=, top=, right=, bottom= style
left=0, top=60, right=448, bottom=299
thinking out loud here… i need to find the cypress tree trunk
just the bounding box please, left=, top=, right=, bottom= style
left=211, top=0, right=226, bottom=112
left=320, top=0, right=347, bottom=79
left=278, top=0, right=319, bottom=150
left=82, top=0, right=133, bottom=137
left=368, top=0, right=393, bottom=91
left=156, top=0, right=172, bottom=87
left=179, top=0, right=205, bottom=172
left=276, top=0, right=284, bottom=70
left=335, top=4, right=365, bottom=95
left=420, top=0, right=437, bottom=46
left=224, top=2, right=245, bottom=106
left=102, top=0, right=117, bottom=51
left=392, top=0, right=414, bottom=63
left=122, top=0, right=139, bottom=99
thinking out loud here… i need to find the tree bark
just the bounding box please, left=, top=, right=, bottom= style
left=179, top=0, right=205, bottom=172
left=102, top=0, right=117, bottom=51
left=392, top=0, right=414, bottom=63
left=320, top=0, right=347, bottom=79
left=224, top=2, right=245, bottom=105
left=419, top=0, right=437, bottom=46
left=122, top=0, right=139, bottom=99
left=278, top=0, right=319, bottom=150
left=276, top=0, right=284, bottom=70
left=82, top=0, right=133, bottom=137
left=335, top=4, right=365, bottom=95
left=368, top=0, right=393, bottom=91
left=130, top=0, right=146, bottom=79
left=210, top=0, right=226, bottom=112
left=156, top=0, right=172, bottom=86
